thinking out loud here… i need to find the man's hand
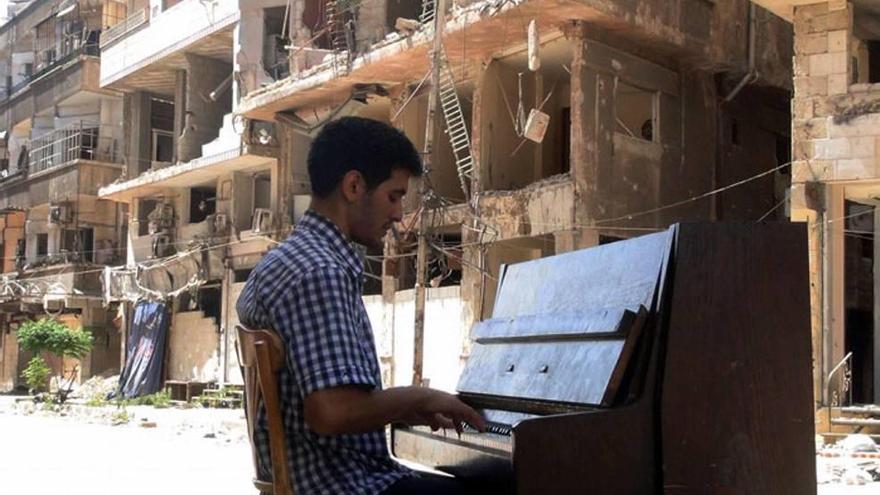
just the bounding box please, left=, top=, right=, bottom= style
left=304, top=385, right=485, bottom=436
left=402, top=388, right=486, bottom=434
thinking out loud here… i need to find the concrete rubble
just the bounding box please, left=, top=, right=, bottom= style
left=817, top=435, right=880, bottom=488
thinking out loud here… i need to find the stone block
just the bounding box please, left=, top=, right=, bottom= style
left=827, top=30, right=848, bottom=52
left=793, top=98, right=815, bottom=119
left=851, top=136, right=877, bottom=157
left=812, top=138, right=849, bottom=159
left=795, top=75, right=828, bottom=97
left=814, top=98, right=832, bottom=117
left=793, top=139, right=814, bottom=161
left=828, top=0, right=848, bottom=10
left=834, top=158, right=878, bottom=180
left=794, top=2, right=829, bottom=23
left=828, top=113, right=880, bottom=137
left=809, top=53, right=833, bottom=76
left=792, top=160, right=832, bottom=183
left=827, top=73, right=849, bottom=95
left=806, top=118, right=830, bottom=139
left=822, top=8, right=852, bottom=32
left=794, top=55, right=811, bottom=77
left=796, top=33, right=828, bottom=55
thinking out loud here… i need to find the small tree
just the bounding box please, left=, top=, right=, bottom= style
left=17, top=318, right=93, bottom=401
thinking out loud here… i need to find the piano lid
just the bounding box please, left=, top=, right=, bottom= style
left=490, top=230, right=672, bottom=320
left=457, top=230, right=672, bottom=408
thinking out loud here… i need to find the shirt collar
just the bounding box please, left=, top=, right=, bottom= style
left=297, top=209, right=364, bottom=277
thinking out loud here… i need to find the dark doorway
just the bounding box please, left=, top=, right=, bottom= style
left=844, top=201, right=875, bottom=404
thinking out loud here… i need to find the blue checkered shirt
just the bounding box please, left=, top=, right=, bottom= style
left=237, top=210, right=412, bottom=495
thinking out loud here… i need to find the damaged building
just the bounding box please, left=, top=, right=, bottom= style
left=0, top=0, right=127, bottom=392
left=95, top=0, right=293, bottom=396
left=0, top=0, right=803, bottom=403
left=235, top=0, right=795, bottom=391
left=753, top=0, right=880, bottom=433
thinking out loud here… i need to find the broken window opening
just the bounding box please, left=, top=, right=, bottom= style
left=61, top=228, right=94, bottom=263
left=364, top=246, right=383, bottom=296
left=264, top=7, right=291, bottom=81
left=137, top=199, right=158, bottom=237
left=843, top=201, right=874, bottom=404
left=150, top=97, right=175, bottom=168
left=233, top=268, right=253, bottom=283
left=868, top=40, right=880, bottom=84
left=428, top=233, right=463, bottom=288
left=385, top=0, right=422, bottom=34
left=189, top=186, right=217, bottom=224
left=615, top=81, right=657, bottom=143
left=36, top=233, right=48, bottom=258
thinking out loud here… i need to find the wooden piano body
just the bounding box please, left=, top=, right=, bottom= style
left=392, top=223, right=816, bottom=494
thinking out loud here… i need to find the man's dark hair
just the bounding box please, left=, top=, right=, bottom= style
left=307, top=117, right=423, bottom=198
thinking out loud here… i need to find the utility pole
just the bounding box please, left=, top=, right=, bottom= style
left=413, top=0, right=446, bottom=387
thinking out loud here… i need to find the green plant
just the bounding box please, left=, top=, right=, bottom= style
left=86, top=393, right=108, bottom=407
left=133, top=391, right=172, bottom=409
left=17, top=319, right=93, bottom=403
left=21, top=356, right=50, bottom=394
left=18, top=319, right=93, bottom=359
left=110, top=409, right=131, bottom=425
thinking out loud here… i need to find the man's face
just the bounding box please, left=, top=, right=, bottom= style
left=349, top=168, right=410, bottom=249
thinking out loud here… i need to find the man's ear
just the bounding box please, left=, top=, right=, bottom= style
left=339, top=170, right=365, bottom=203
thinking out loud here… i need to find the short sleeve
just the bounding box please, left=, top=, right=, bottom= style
left=269, top=264, right=377, bottom=396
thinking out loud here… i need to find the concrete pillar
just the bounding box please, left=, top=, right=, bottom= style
left=173, top=69, right=186, bottom=164
left=789, top=1, right=855, bottom=406
left=122, top=91, right=151, bottom=179
left=178, top=53, right=233, bottom=164
left=567, top=22, right=608, bottom=227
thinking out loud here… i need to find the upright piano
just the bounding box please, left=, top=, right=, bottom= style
left=392, top=223, right=816, bottom=494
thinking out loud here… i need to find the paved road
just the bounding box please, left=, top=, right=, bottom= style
left=0, top=413, right=255, bottom=495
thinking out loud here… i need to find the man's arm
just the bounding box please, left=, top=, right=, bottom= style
left=304, top=385, right=486, bottom=436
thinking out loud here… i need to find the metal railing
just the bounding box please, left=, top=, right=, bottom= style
left=100, top=8, right=148, bottom=48
left=28, top=121, right=120, bottom=175
left=825, top=351, right=853, bottom=429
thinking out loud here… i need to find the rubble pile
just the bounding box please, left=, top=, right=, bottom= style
left=817, top=434, right=880, bottom=486
left=69, top=374, right=120, bottom=400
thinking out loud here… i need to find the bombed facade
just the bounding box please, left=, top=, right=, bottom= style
left=0, top=0, right=799, bottom=404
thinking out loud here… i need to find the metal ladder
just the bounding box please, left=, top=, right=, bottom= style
left=420, top=0, right=436, bottom=30
left=437, top=49, right=474, bottom=197
left=325, top=0, right=355, bottom=75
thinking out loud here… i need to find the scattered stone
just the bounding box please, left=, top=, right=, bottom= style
left=203, top=432, right=216, bottom=439
left=840, top=434, right=879, bottom=453
left=140, top=421, right=157, bottom=428
left=843, top=467, right=872, bottom=485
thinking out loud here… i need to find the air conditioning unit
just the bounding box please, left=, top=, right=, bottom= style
left=48, top=204, right=72, bottom=224
left=252, top=208, right=273, bottom=234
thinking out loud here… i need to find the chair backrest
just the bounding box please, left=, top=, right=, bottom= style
left=236, top=325, right=294, bottom=495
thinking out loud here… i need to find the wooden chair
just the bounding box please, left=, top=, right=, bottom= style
left=236, top=325, right=294, bottom=495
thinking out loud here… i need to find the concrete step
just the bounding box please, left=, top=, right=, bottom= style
left=831, top=417, right=880, bottom=427
left=841, top=405, right=880, bottom=417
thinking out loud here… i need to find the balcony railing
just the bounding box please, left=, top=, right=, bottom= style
left=100, top=8, right=148, bottom=48
left=28, top=121, right=121, bottom=175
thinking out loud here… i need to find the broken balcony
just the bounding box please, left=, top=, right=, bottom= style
left=28, top=121, right=121, bottom=177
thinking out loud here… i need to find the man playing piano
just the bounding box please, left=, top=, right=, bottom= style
left=237, top=117, right=485, bottom=495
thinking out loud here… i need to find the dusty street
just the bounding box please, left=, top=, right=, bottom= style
left=1, top=396, right=877, bottom=494
left=0, top=409, right=254, bottom=495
